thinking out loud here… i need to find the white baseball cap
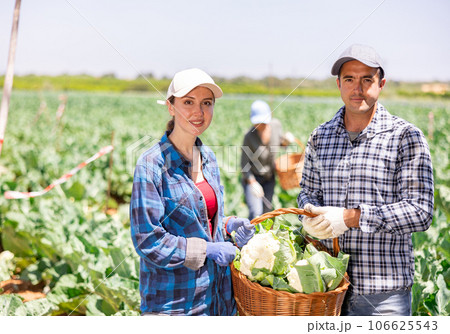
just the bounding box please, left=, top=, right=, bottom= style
left=331, top=44, right=384, bottom=77
left=250, top=100, right=272, bottom=124
left=157, top=68, right=223, bottom=105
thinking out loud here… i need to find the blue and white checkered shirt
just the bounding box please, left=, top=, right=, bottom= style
left=130, top=132, right=236, bottom=315
left=298, top=103, right=434, bottom=295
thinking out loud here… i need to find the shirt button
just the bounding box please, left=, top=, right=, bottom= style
left=199, top=196, right=203, bottom=201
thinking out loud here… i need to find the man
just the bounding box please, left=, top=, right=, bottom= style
left=297, top=44, right=434, bottom=316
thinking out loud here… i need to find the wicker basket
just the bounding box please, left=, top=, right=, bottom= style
left=275, top=139, right=305, bottom=190
left=230, top=208, right=350, bottom=316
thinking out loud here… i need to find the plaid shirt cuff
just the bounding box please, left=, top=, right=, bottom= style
left=184, top=237, right=207, bottom=271
left=358, top=204, right=381, bottom=233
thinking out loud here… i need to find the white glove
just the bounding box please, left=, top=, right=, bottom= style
left=249, top=181, right=264, bottom=198
left=302, top=204, right=348, bottom=239
left=284, top=132, right=296, bottom=144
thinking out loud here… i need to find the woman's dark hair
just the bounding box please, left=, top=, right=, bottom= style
left=166, top=96, right=176, bottom=133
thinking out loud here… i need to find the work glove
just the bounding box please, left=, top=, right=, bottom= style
left=226, top=217, right=255, bottom=247
left=249, top=181, right=264, bottom=198
left=302, top=204, right=349, bottom=239
left=206, top=241, right=238, bottom=266
left=284, top=132, right=296, bottom=144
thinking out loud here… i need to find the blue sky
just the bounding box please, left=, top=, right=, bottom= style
left=0, top=0, right=449, bottom=82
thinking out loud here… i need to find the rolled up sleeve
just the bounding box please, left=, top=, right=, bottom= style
left=358, top=128, right=434, bottom=235
left=184, top=237, right=207, bottom=270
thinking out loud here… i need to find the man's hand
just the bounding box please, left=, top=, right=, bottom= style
left=284, top=132, right=296, bottom=144
left=302, top=204, right=349, bottom=239
left=248, top=180, right=264, bottom=198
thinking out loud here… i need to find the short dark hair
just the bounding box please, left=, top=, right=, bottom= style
left=377, top=68, right=385, bottom=81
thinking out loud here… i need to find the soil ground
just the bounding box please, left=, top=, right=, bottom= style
left=0, top=276, right=46, bottom=302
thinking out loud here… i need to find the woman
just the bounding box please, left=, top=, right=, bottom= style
left=241, top=100, right=296, bottom=220
left=130, top=68, right=254, bottom=315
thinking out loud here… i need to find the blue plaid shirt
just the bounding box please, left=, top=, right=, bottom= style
left=298, top=103, right=434, bottom=295
left=130, top=132, right=236, bottom=315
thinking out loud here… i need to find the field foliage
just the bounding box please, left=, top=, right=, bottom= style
left=0, top=90, right=448, bottom=315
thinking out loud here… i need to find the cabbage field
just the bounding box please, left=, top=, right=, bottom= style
left=0, top=90, right=449, bottom=315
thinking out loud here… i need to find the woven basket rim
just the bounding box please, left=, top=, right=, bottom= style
left=274, top=138, right=305, bottom=170
left=274, top=151, right=305, bottom=168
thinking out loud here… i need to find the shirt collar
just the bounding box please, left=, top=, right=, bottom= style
left=330, top=103, right=393, bottom=139
left=364, top=103, right=393, bottom=138
left=160, top=131, right=209, bottom=171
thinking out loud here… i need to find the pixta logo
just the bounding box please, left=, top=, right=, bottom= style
left=126, top=136, right=157, bottom=174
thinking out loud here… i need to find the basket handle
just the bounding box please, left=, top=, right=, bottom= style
left=249, top=207, right=340, bottom=257
left=294, top=138, right=305, bottom=153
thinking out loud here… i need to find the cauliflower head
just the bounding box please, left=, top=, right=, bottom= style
left=239, top=231, right=280, bottom=279
left=286, top=260, right=307, bottom=293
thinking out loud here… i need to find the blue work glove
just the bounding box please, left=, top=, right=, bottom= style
left=206, top=242, right=238, bottom=266
left=226, top=217, right=255, bottom=247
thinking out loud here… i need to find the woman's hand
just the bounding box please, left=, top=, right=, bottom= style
left=206, top=242, right=238, bottom=266
left=226, top=217, right=255, bottom=247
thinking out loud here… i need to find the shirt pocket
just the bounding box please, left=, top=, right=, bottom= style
left=161, top=193, right=201, bottom=237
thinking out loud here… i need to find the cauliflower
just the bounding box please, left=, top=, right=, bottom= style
left=286, top=257, right=328, bottom=294
left=0, top=251, right=15, bottom=281
left=233, top=216, right=349, bottom=294
left=286, top=260, right=307, bottom=293
left=239, top=232, right=280, bottom=279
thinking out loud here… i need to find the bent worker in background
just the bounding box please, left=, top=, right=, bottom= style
left=241, top=100, right=296, bottom=220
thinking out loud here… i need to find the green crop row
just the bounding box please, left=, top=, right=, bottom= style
left=0, top=91, right=448, bottom=315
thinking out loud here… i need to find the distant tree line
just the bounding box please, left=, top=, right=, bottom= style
left=0, top=74, right=448, bottom=98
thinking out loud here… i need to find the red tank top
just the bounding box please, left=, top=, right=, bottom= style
left=195, top=179, right=218, bottom=235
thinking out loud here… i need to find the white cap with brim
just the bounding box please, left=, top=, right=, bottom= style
left=331, top=44, right=384, bottom=77
left=157, top=68, right=223, bottom=105
left=250, top=100, right=272, bottom=124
